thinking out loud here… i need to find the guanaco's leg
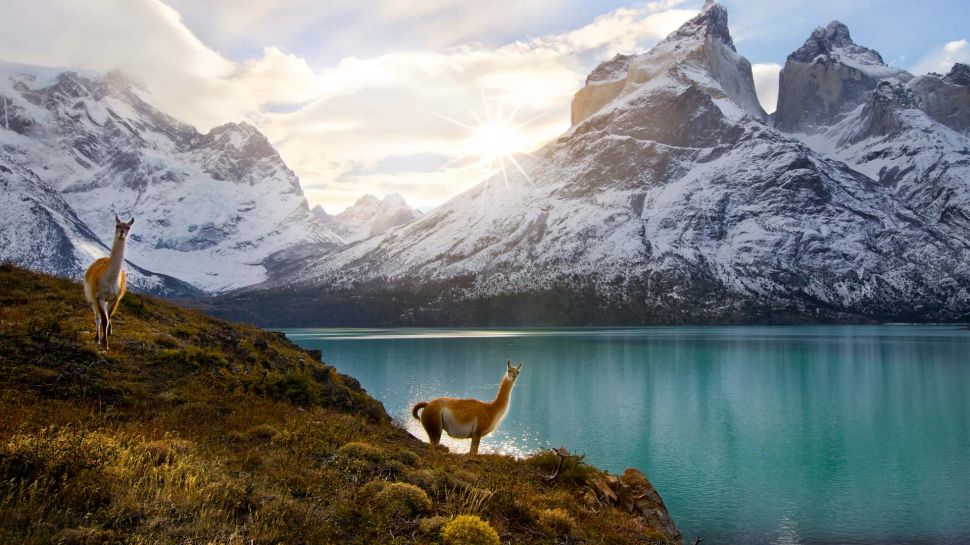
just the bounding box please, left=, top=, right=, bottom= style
left=470, top=435, right=481, bottom=455
left=106, top=297, right=120, bottom=337
left=91, top=302, right=102, bottom=345
left=420, top=405, right=443, bottom=447
left=97, top=299, right=110, bottom=350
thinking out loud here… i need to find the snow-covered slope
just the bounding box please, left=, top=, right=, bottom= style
left=0, top=62, right=341, bottom=292
left=311, top=194, right=421, bottom=243
left=0, top=154, right=198, bottom=296
left=222, top=1, right=970, bottom=326
left=776, top=28, right=970, bottom=242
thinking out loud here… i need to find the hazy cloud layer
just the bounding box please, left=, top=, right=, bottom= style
left=0, top=0, right=697, bottom=210
left=4, top=0, right=962, bottom=211
left=911, top=39, right=970, bottom=75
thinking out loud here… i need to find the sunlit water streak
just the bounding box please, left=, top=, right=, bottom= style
left=283, top=325, right=970, bottom=545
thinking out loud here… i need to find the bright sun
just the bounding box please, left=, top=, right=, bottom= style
left=429, top=89, right=540, bottom=187
left=467, top=122, right=528, bottom=163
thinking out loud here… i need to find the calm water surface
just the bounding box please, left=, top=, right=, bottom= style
left=283, top=325, right=970, bottom=545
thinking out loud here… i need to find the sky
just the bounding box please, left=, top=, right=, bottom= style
left=1, top=0, right=968, bottom=212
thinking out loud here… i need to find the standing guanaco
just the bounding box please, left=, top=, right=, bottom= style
left=83, top=215, right=133, bottom=350
left=412, top=360, right=523, bottom=455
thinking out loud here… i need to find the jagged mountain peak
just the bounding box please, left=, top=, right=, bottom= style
left=788, top=20, right=885, bottom=66
left=775, top=20, right=912, bottom=132
left=354, top=194, right=382, bottom=206
left=381, top=193, right=408, bottom=206
left=945, top=63, right=970, bottom=86
left=203, top=121, right=271, bottom=152
left=571, top=1, right=765, bottom=125
left=312, top=193, right=422, bottom=243
left=664, top=0, right=735, bottom=52
left=586, top=54, right=634, bottom=85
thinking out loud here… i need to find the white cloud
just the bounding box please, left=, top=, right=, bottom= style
left=751, top=63, right=781, bottom=114
left=911, top=39, right=970, bottom=75
left=0, top=0, right=695, bottom=211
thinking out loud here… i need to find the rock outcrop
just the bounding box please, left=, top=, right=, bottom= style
left=774, top=21, right=911, bottom=132
left=909, top=63, right=970, bottom=134
left=585, top=469, right=681, bottom=542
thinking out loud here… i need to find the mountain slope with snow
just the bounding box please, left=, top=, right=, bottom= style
left=0, top=154, right=198, bottom=296
left=0, top=62, right=341, bottom=292
left=776, top=27, right=970, bottom=243
left=218, top=1, right=970, bottom=326
left=311, top=194, right=421, bottom=243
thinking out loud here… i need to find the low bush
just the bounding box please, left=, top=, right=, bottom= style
left=372, top=482, right=432, bottom=519
left=441, top=515, right=500, bottom=545
left=538, top=507, right=579, bottom=537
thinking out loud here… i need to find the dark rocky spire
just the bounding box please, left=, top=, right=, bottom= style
left=788, top=21, right=885, bottom=64
left=666, top=1, right=735, bottom=52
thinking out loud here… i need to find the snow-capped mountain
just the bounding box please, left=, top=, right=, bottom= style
left=775, top=24, right=970, bottom=242
left=219, top=1, right=970, bottom=326
left=311, top=194, right=422, bottom=243
left=0, top=150, right=197, bottom=296
left=0, top=62, right=341, bottom=292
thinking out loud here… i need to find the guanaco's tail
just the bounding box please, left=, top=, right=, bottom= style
left=412, top=402, right=428, bottom=420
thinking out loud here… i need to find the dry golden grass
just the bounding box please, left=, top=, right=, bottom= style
left=0, top=264, right=678, bottom=544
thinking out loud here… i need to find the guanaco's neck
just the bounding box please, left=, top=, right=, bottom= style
left=491, top=377, right=514, bottom=411
left=106, top=234, right=127, bottom=282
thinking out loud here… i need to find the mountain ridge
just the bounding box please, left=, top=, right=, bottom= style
left=212, top=2, right=970, bottom=327
left=0, top=61, right=342, bottom=292
left=311, top=193, right=422, bottom=244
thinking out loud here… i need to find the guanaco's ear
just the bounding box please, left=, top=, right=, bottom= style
left=115, top=214, right=122, bottom=225
left=507, top=360, right=512, bottom=370
left=127, top=217, right=135, bottom=227
left=516, top=362, right=523, bottom=370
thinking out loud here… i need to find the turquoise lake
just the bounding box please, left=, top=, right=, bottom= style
left=283, top=325, right=970, bottom=544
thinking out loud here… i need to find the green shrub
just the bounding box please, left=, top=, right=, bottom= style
left=336, top=441, right=381, bottom=463
left=372, top=482, right=432, bottom=519
left=357, top=479, right=388, bottom=501
left=268, top=372, right=315, bottom=405
left=418, top=515, right=451, bottom=536
left=403, top=468, right=448, bottom=496
left=538, top=507, right=579, bottom=537
left=441, top=515, right=500, bottom=545
left=527, top=450, right=595, bottom=486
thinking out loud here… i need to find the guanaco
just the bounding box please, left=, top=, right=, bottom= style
left=83, top=215, right=134, bottom=350
left=412, top=360, right=523, bottom=455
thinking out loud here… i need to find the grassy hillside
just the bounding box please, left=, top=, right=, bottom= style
left=0, top=264, right=681, bottom=544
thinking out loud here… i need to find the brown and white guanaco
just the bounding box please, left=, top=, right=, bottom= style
left=83, top=215, right=133, bottom=350
left=412, top=360, right=523, bottom=455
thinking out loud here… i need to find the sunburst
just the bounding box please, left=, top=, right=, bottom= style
left=429, top=88, right=544, bottom=190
